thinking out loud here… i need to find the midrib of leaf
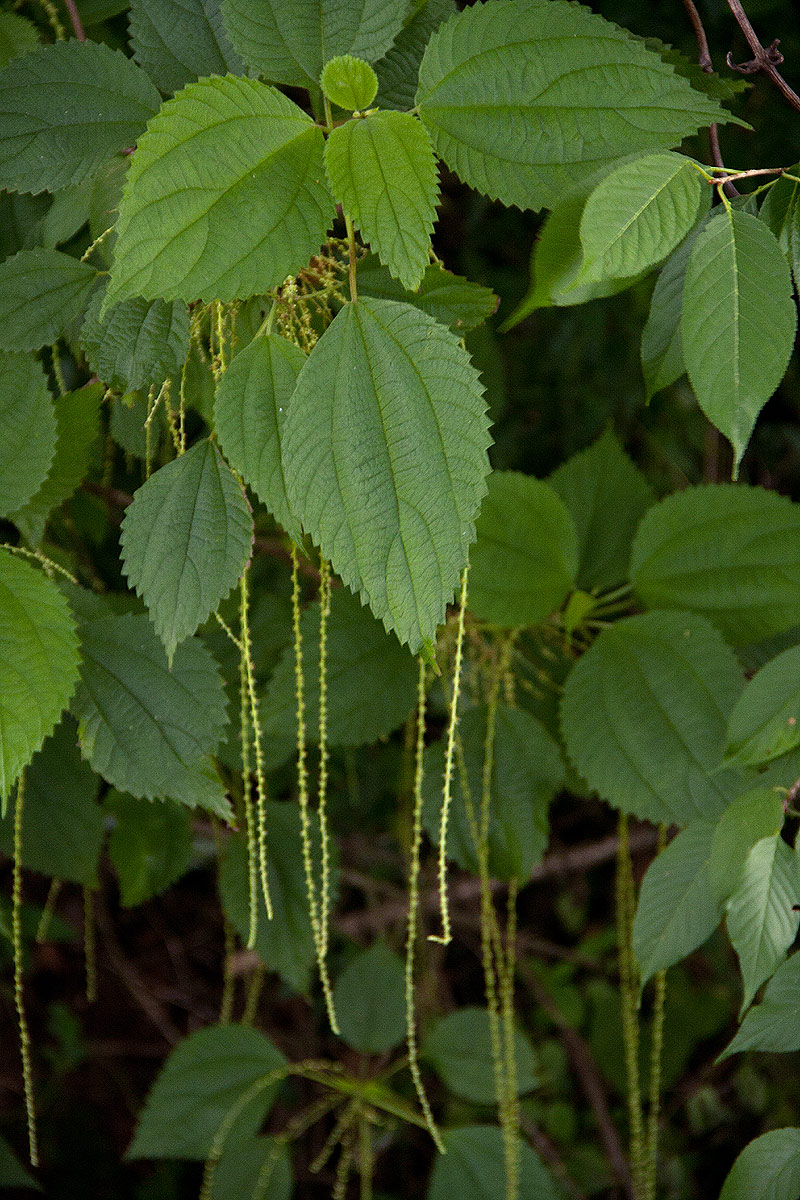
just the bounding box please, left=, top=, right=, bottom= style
left=726, top=208, right=741, bottom=393
left=590, top=162, right=689, bottom=261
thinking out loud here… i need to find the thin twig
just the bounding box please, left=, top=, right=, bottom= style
left=680, top=0, right=735, bottom=189
left=725, top=0, right=800, bottom=112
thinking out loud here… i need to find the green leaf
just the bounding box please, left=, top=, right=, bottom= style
left=548, top=429, right=654, bottom=593
left=80, top=282, right=190, bottom=394
left=220, top=0, right=409, bottom=88
left=427, top=1126, right=559, bottom=1200
left=121, top=439, right=253, bottom=662
left=721, top=950, right=800, bottom=1058
left=320, top=54, right=378, bottom=111
left=0, top=1133, right=41, bottom=1190
left=682, top=209, right=796, bottom=474
left=356, top=252, right=497, bottom=330
left=72, top=613, right=231, bottom=817
left=40, top=179, right=93, bottom=249
left=708, top=788, right=785, bottom=907
left=560, top=611, right=745, bottom=826
left=0, top=40, right=161, bottom=194
left=0, top=249, right=96, bottom=351
left=640, top=227, right=699, bottom=400
left=0, top=719, right=102, bottom=885
left=726, top=834, right=800, bottom=1012
left=214, top=331, right=305, bottom=539
left=422, top=704, right=564, bottom=882
left=632, top=822, right=721, bottom=985
left=578, top=153, right=703, bottom=283
left=333, top=942, right=406, bottom=1053
left=130, top=0, right=245, bottom=94
left=759, top=170, right=800, bottom=289
left=631, top=484, right=800, bottom=646
left=0, top=553, right=80, bottom=803
left=211, top=1135, right=292, bottom=1200
left=501, top=193, right=643, bottom=328
left=107, top=790, right=194, bottom=907
left=0, top=13, right=38, bottom=70
left=719, top=1128, right=800, bottom=1200
left=725, top=646, right=800, bottom=768
left=283, top=296, right=490, bottom=652
left=106, top=76, right=334, bottom=306
left=423, top=1008, right=538, bottom=1104
left=374, top=0, right=455, bottom=112
left=219, top=804, right=338, bottom=992
left=416, top=0, right=740, bottom=212
left=468, top=472, right=578, bottom=628
left=260, top=588, right=418, bottom=768
left=0, top=352, right=56, bottom=518
left=128, top=1024, right=286, bottom=1160
left=325, top=111, right=438, bottom=290
left=12, top=383, right=104, bottom=546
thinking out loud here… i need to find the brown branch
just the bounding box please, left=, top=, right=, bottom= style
left=680, top=0, right=735, bottom=188
left=725, top=0, right=800, bottom=113
left=63, top=0, right=86, bottom=40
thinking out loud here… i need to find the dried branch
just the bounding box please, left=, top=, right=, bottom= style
left=680, top=0, right=732, bottom=185
left=725, top=0, right=800, bottom=113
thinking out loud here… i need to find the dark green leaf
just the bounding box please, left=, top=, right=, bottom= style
left=468, top=471, right=578, bottom=628
left=640, top=224, right=702, bottom=400
left=81, top=282, right=189, bottom=393
left=130, top=0, right=245, bottom=94
left=561, top=611, right=745, bottom=825
left=719, top=1128, right=800, bottom=1200
left=214, top=331, right=305, bottom=539
left=631, top=484, right=800, bottom=645
left=721, top=951, right=800, bottom=1058
left=759, top=170, right=800, bottom=290
left=107, top=790, right=194, bottom=906
left=423, top=1008, right=537, bottom=1104
left=725, top=646, right=800, bottom=768
left=333, top=942, right=406, bottom=1053
left=73, top=613, right=231, bottom=817
left=0, top=13, right=38, bottom=70
left=727, top=833, right=799, bottom=1012
left=548, top=429, right=654, bottom=592
left=40, top=179, right=93, bottom=249
left=107, top=76, right=334, bottom=305
left=211, top=1135, right=292, bottom=1200
left=0, top=249, right=96, bottom=351
left=708, top=788, right=785, bottom=907
left=427, top=1126, right=559, bottom=1200
left=0, top=352, right=56, bottom=518
left=0, top=1133, right=41, bottom=1190
left=283, top=297, right=490, bottom=652
left=128, top=1024, right=286, bottom=1159
left=356, top=253, right=497, bottom=330
left=0, top=40, right=161, bottom=194
left=374, top=0, right=455, bottom=112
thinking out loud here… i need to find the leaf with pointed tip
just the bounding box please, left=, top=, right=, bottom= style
left=0, top=40, right=161, bottom=194
left=356, top=253, right=497, bottom=330
left=0, top=553, right=80, bottom=804
left=107, top=790, right=193, bottom=907
left=720, top=952, right=800, bottom=1058
left=121, top=439, right=253, bottom=662
left=561, top=611, right=746, bottom=826
left=334, top=942, right=406, bottom=1053
left=12, top=383, right=104, bottom=546
left=640, top=228, right=700, bottom=400
left=81, top=282, right=189, bottom=393
left=220, top=0, right=409, bottom=88
left=0, top=352, right=56, bottom=518
left=726, top=834, right=800, bottom=1012
left=759, top=169, right=800, bottom=289
left=725, top=647, right=800, bottom=768
left=73, top=613, right=231, bottom=817
left=631, top=484, right=800, bottom=645
left=682, top=209, right=796, bottom=474
left=107, top=76, right=334, bottom=306
left=325, top=111, right=438, bottom=290
left=0, top=249, right=97, bottom=351
left=632, top=822, right=721, bottom=984
left=719, top=1129, right=800, bottom=1200
left=129, top=0, right=244, bottom=94
left=374, top=0, right=455, bottom=112
left=578, top=153, right=703, bottom=284
left=708, top=789, right=785, bottom=907
left=214, top=332, right=304, bottom=539
left=283, top=296, right=490, bottom=651
left=416, top=0, right=741, bottom=212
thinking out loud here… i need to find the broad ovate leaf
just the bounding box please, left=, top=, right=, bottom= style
left=121, top=439, right=253, bottom=662
left=283, top=297, right=490, bottom=652
left=682, top=209, right=796, bottom=474
left=374, top=0, right=456, bottom=112
left=708, top=788, right=785, bottom=908
left=726, top=646, right=800, bottom=768
left=416, top=0, right=739, bottom=211
left=468, top=472, right=578, bottom=628
left=632, top=822, right=722, bottom=985
left=560, top=611, right=745, bottom=826
left=81, top=282, right=190, bottom=393
left=719, top=1129, right=800, bottom=1200
left=211, top=1136, right=292, bottom=1200
left=631, top=484, right=800, bottom=645
left=129, top=0, right=245, bottom=93
left=107, top=76, right=334, bottom=305
left=107, top=790, right=193, bottom=907
left=214, top=331, right=305, bottom=539
left=720, top=952, right=800, bottom=1058
left=333, top=942, right=406, bottom=1054
left=726, top=834, right=800, bottom=1012
left=0, top=553, right=80, bottom=803
left=428, top=1126, right=559, bottom=1200
left=73, top=613, right=231, bottom=817
left=577, top=153, right=704, bottom=283
left=221, top=0, right=408, bottom=88
left=356, top=253, right=497, bottom=331
left=640, top=228, right=699, bottom=400
left=0, top=39, right=161, bottom=193
left=320, top=53, right=378, bottom=111
left=128, top=1024, right=286, bottom=1159
left=423, top=1008, right=538, bottom=1104
left=0, top=352, right=56, bottom=518
left=0, top=12, right=38, bottom=70
left=325, top=111, right=438, bottom=290
left=0, top=249, right=97, bottom=351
